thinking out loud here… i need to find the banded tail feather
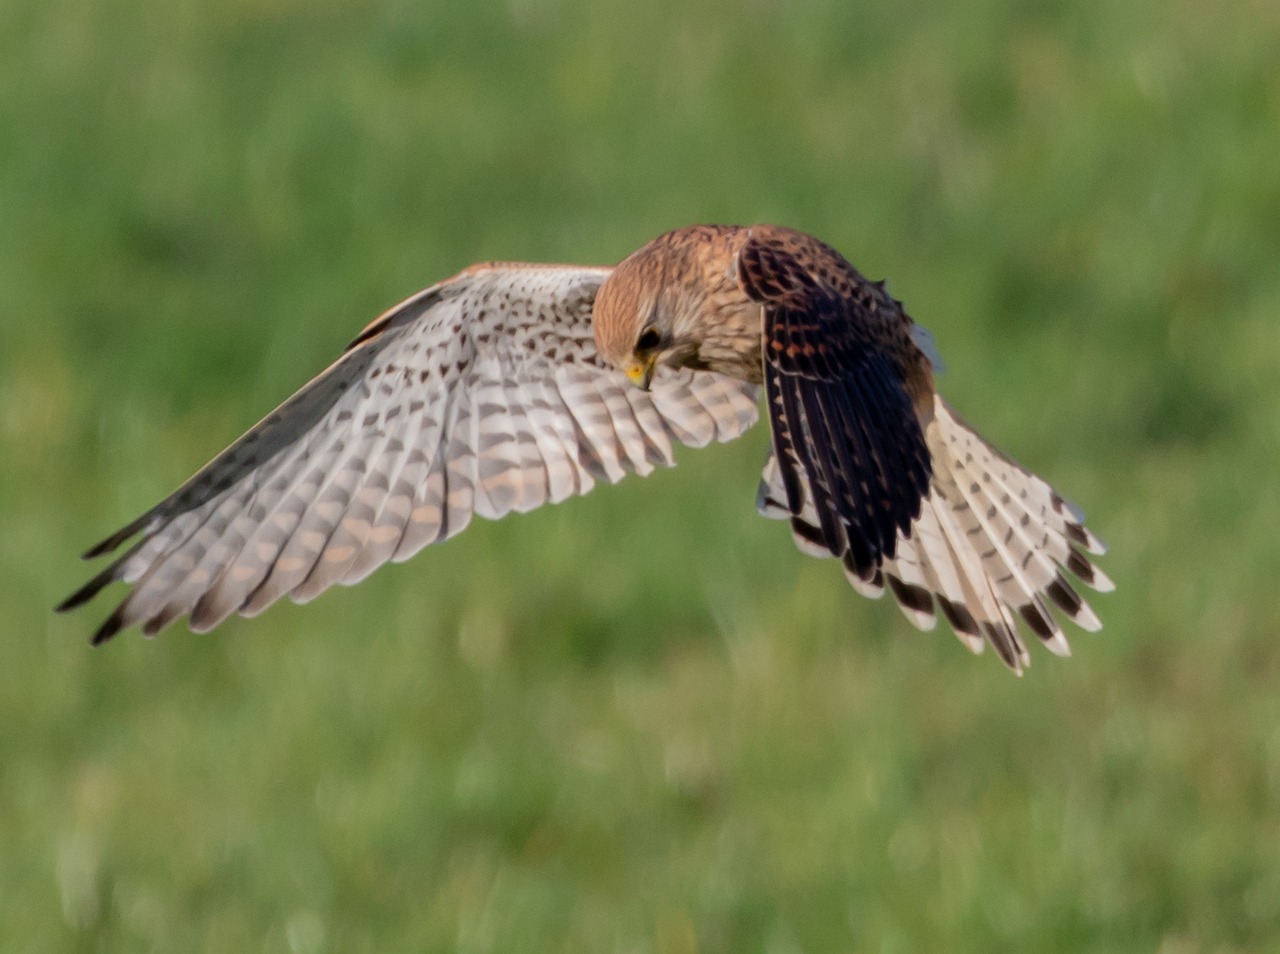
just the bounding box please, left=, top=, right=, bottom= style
left=757, top=395, right=1111, bottom=672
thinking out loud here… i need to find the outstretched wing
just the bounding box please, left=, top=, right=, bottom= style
left=737, top=229, right=933, bottom=578
left=741, top=230, right=1111, bottom=672
left=60, top=264, right=760, bottom=643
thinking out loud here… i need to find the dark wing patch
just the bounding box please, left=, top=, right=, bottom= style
left=739, top=233, right=931, bottom=575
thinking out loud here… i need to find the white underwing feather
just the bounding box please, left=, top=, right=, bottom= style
left=75, top=264, right=759, bottom=640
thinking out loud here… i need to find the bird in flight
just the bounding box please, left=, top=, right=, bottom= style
left=60, top=225, right=1111, bottom=672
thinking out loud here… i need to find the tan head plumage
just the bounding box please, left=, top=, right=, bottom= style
left=593, top=225, right=764, bottom=386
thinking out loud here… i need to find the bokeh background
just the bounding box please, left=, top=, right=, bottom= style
left=3, top=0, right=1278, bottom=950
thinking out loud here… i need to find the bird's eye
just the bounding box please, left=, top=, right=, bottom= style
left=636, top=327, right=662, bottom=353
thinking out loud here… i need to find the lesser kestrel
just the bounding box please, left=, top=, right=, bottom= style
left=60, top=224, right=1111, bottom=671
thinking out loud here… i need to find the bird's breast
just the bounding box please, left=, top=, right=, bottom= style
left=682, top=296, right=765, bottom=384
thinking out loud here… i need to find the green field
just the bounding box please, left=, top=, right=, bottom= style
left=4, top=0, right=1278, bottom=949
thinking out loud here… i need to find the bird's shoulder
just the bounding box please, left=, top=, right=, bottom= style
left=736, top=225, right=881, bottom=311
left=736, top=226, right=934, bottom=400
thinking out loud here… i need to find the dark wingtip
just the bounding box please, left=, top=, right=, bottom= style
left=1065, top=547, right=1096, bottom=586
left=984, top=622, right=1026, bottom=673
left=887, top=575, right=934, bottom=617
left=82, top=539, right=116, bottom=560
left=1018, top=602, right=1055, bottom=641
left=793, top=516, right=830, bottom=552
left=1046, top=574, right=1084, bottom=619
left=939, top=598, right=980, bottom=637
left=840, top=548, right=881, bottom=585
left=90, top=607, right=127, bottom=646
left=81, top=517, right=148, bottom=560
left=54, top=592, right=81, bottom=614
left=55, top=565, right=120, bottom=613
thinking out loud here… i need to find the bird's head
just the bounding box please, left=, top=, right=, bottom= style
left=593, top=241, right=710, bottom=391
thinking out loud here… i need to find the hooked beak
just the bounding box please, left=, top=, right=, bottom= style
left=625, top=355, right=657, bottom=391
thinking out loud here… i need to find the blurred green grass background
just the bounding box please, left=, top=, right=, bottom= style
left=3, top=0, right=1279, bottom=949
